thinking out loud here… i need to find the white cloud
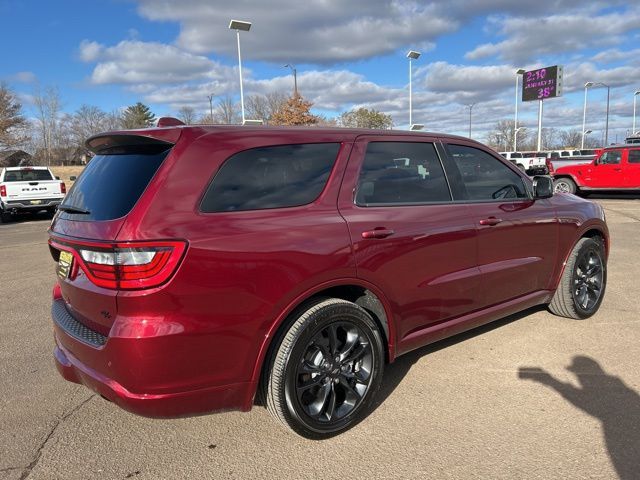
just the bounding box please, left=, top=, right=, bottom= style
left=136, top=0, right=454, bottom=63
left=6, top=71, right=37, bottom=83
left=78, top=40, right=103, bottom=62
left=80, top=40, right=220, bottom=85
left=466, top=9, right=640, bottom=63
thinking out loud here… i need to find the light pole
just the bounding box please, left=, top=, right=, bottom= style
left=229, top=19, right=252, bottom=124
left=284, top=64, right=298, bottom=96
left=584, top=81, right=610, bottom=146
left=467, top=103, right=475, bottom=138
left=581, top=82, right=590, bottom=149
left=513, top=68, right=525, bottom=151
left=633, top=90, right=640, bottom=135
left=407, top=50, right=420, bottom=128
left=207, top=93, right=214, bottom=123
left=583, top=129, right=593, bottom=147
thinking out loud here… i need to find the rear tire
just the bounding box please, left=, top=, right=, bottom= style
left=549, top=237, right=606, bottom=319
left=516, top=163, right=526, bottom=173
left=264, top=298, right=385, bottom=439
left=0, top=211, right=11, bottom=223
left=553, top=177, right=577, bottom=194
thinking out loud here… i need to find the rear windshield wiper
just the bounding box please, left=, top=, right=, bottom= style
left=58, top=204, right=91, bottom=215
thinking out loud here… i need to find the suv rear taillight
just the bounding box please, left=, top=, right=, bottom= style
left=546, top=158, right=554, bottom=174
left=49, top=239, right=187, bottom=290
left=60, top=182, right=66, bottom=194
left=0, top=185, right=6, bottom=197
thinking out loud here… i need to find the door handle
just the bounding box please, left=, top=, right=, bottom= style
left=361, top=228, right=395, bottom=239
left=479, top=217, right=503, bottom=226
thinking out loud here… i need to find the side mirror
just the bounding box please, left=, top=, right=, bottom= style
left=70, top=176, right=77, bottom=181
left=55, top=176, right=60, bottom=180
left=533, top=176, right=553, bottom=199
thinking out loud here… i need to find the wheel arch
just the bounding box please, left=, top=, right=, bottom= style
left=245, top=280, right=396, bottom=410
left=551, top=225, right=608, bottom=291
left=554, top=173, right=581, bottom=187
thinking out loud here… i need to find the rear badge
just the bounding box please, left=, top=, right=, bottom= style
left=57, top=251, right=73, bottom=279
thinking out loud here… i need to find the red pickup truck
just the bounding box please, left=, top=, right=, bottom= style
left=552, top=145, right=640, bottom=195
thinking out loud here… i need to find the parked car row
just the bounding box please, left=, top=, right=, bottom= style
left=48, top=121, right=608, bottom=438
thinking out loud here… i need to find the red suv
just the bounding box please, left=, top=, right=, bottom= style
left=552, top=144, right=640, bottom=194
left=49, top=124, right=609, bottom=438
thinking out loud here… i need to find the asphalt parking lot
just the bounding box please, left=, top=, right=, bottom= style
left=1, top=197, right=639, bottom=480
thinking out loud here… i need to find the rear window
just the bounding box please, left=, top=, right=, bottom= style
left=200, top=143, right=339, bottom=212
left=3, top=169, right=54, bottom=182
left=59, top=150, right=169, bottom=221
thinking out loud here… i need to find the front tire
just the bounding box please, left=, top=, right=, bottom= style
left=553, top=177, right=577, bottom=194
left=549, top=237, right=606, bottom=319
left=264, top=298, right=385, bottom=439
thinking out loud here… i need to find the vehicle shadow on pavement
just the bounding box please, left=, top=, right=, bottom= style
left=373, top=307, right=540, bottom=409
left=518, top=356, right=640, bottom=480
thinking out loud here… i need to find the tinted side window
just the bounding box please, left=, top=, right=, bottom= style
left=201, top=143, right=339, bottom=212
left=627, top=150, right=640, bottom=164
left=446, top=144, right=528, bottom=201
left=354, top=142, right=451, bottom=206
left=600, top=151, right=622, bottom=164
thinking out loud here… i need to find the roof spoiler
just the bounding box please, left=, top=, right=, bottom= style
left=85, top=133, right=178, bottom=155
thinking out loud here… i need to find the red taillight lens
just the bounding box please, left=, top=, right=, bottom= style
left=50, top=239, right=187, bottom=290
left=546, top=158, right=554, bottom=174
left=0, top=185, right=6, bottom=197
left=60, top=182, right=66, bottom=194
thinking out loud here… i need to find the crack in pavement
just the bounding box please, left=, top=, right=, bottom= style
left=18, top=394, right=95, bottom=480
left=602, top=206, right=640, bottom=222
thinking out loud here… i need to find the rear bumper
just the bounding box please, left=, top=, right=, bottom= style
left=54, top=340, right=250, bottom=418
left=2, top=197, right=62, bottom=212
left=51, top=298, right=254, bottom=418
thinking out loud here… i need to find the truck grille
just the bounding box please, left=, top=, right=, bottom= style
left=52, top=300, right=107, bottom=347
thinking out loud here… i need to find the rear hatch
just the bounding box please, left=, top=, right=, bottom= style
left=49, top=132, right=179, bottom=335
left=2, top=167, right=63, bottom=200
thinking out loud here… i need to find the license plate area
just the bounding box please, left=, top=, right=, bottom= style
left=30, top=199, right=42, bottom=205
left=57, top=250, right=73, bottom=279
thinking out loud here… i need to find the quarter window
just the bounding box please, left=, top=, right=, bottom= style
left=200, top=143, right=339, bottom=212
left=446, top=144, right=528, bottom=201
left=355, top=142, right=451, bottom=206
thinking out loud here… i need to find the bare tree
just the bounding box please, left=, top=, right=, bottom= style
left=246, top=92, right=288, bottom=124
left=559, top=130, right=583, bottom=149
left=177, top=106, right=197, bottom=125
left=486, top=120, right=528, bottom=151
left=33, top=85, right=62, bottom=165
left=216, top=96, right=240, bottom=124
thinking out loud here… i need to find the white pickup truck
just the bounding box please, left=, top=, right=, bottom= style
left=0, top=166, right=66, bottom=223
left=498, top=152, right=547, bottom=176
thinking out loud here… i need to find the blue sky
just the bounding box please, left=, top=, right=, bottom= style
left=2, top=0, right=640, bottom=144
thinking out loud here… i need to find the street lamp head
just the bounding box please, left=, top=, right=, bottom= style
left=229, top=20, right=251, bottom=31
left=584, top=81, right=594, bottom=88
left=407, top=50, right=421, bottom=60
left=516, top=69, right=526, bottom=75
left=635, top=90, right=640, bottom=96
left=584, top=129, right=593, bottom=135
left=410, top=123, right=424, bottom=131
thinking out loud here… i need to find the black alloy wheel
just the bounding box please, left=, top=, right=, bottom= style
left=265, top=298, right=384, bottom=439
left=549, top=237, right=606, bottom=319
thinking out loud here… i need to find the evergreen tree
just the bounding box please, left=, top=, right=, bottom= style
left=122, top=102, right=155, bottom=129
left=0, top=82, right=30, bottom=149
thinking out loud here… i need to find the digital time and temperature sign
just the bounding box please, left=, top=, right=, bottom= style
left=522, top=65, right=563, bottom=102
